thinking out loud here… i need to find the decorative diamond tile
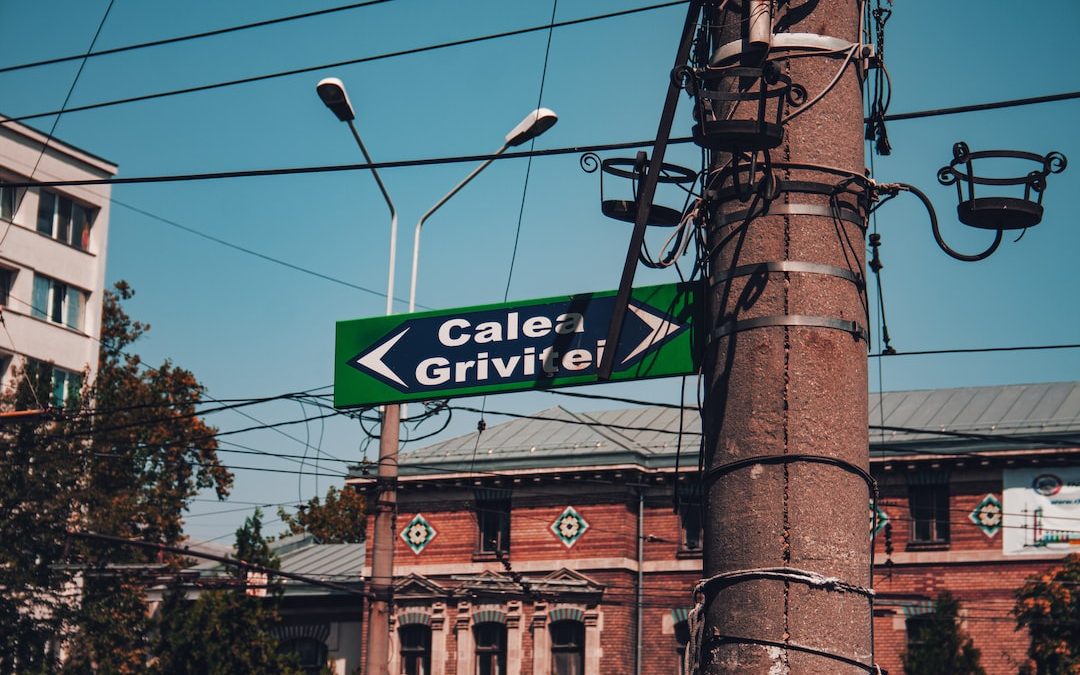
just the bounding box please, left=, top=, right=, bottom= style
left=551, top=506, right=589, bottom=548
left=401, top=513, right=437, bottom=554
left=870, top=502, right=889, bottom=537
left=968, top=493, right=1003, bottom=537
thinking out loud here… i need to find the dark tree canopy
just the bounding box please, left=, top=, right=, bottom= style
left=152, top=509, right=303, bottom=675
left=1014, top=553, right=1080, bottom=675
left=278, top=485, right=366, bottom=544
left=0, top=282, right=232, bottom=673
left=901, top=591, right=986, bottom=675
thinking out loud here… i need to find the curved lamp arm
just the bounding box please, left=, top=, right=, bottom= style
left=346, top=120, right=399, bottom=315
left=407, top=143, right=509, bottom=313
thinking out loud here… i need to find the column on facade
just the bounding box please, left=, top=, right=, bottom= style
left=531, top=602, right=549, bottom=675
left=431, top=603, right=447, bottom=675
left=506, top=601, right=523, bottom=675
left=455, top=602, right=472, bottom=675
left=387, top=614, right=399, bottom=675
left=583, top=609, right=601, bottom=675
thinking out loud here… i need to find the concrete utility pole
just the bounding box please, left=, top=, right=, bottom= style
left=701, top=0, right=871, bottom=672
left=365, top=403, right=400, bottom=675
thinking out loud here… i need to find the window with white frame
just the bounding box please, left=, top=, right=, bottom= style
left=0, top=267, right=13, bottom=306
left=31, top=274, right=85, bottom=330
left=27, top=359, right=82, bottom=408
left=36, top=189, right=94, bottom=250
left=1, top=181, right=24, bottom=221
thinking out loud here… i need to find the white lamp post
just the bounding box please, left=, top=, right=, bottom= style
left=407, top=107, right=558, bottom=312
left=317, top=77, right=400, bottom=316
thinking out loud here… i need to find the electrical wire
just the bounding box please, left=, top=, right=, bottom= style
left=0, top=0, right=115, bottom=250
left=111, top=198, right=415, bottom=304
left=502, top=0, right=559, bottom=302
left=0, top=0, right=399, bottom=75
left=1, top=0, right=690, bottom=126
left=881, top=90, right=1080, bottom=123
left=869, top=343, right=1080, bottom=358
left=0, top=137, right=690, bottom=189
left=5, top=83, right=1078, bottom=190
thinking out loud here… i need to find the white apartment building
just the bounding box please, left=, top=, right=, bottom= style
left=0, top=115, right=115, bottom=406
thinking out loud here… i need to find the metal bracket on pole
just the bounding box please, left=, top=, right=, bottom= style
left=596, top=0, right=703, bottom=380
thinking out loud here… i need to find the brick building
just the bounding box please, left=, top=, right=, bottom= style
left=349, top=381, right=1080, bottom=674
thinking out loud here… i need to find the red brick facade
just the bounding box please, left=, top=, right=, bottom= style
left=351, top=452, right=1078, bottom=675
left=347, top=385, right=1080, bottom=674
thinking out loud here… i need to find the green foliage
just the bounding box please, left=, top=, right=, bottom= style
left=1014, top=553, right=1080, bottom=675
left=0, top=282, right=231, bottom=671
left=151, top=509, right=303, bottom=675
left=278, top=485, right=366, bottom=544
left=901, top=592, right=986, bottom=675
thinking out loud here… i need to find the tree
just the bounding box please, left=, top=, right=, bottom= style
left=901, top=591, right=986, bottom=675
left=278, top=485, right=366, bottom=544
left=151, top=509, right=304, bottom=675
left=0, top=281, right=232, bottom=672
left=1014, top=553, right=1080, bottom=675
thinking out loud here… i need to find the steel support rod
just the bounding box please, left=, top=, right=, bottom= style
left=597, top=0, right=703, bottom=380
left=701, top=0, right=872, bottom=672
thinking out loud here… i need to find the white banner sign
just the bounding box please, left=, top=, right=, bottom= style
left=1003, top=466, right=1080, bottom=555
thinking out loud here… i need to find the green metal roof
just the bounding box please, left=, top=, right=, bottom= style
left=377, top=381, right=1080, bottom=477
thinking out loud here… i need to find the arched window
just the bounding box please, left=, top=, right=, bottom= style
left=474, top=621, right=507, bottom=675
left=550, top=620, right=584, bottom=675
left=279, top=637, right=328, bottom=674
left=400, top=624, right=431, bottom=675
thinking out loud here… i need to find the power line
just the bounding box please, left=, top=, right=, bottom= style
left=0, top=137, right=680, bottom=189
left=880, top=90, right=1080, bottom=123
left=112, top=198, right=413, bottom=304
left=1, top=1, right=689, bottom=126
left=870, top=343, right=1080, bottom=358
left=0, top=0, right=398, bottom=75
left=5, top=86, right=1077, bottom=191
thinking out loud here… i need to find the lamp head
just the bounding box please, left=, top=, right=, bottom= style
left=505, top=108, right=558, bottom=147
left=316, top=77, right=355, bottom=122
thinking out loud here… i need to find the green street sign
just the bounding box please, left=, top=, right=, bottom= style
left=334, top=281, right=700, bottom=408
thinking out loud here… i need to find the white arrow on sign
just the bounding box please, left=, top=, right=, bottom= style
left=621, top=303, right=684, bottom=365
left=355, top=327, right=410, bottom=388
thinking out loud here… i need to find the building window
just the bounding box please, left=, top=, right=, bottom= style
left=31, top=274, right=85, bottom=330
left=1, top=182, right=24, bottom=221
left=279, top=638, right=328, bottom=675
left=474, top=622, right=506, bottom=675
left=475, top=489, right=511, bottom=555
left=680, top=501, right=703, bottom=553
left=36, top=189, right=93, bottom=250
left=0, top=267, right=12, bottom=306
left=550, top=620, right=585, bottom=675
left=909, top=483, right=950, bottom=545
left=27, top=359, right=82, bottom=408
left=400, top=624, right=431, bottom=675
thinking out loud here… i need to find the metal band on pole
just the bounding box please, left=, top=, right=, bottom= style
left=712, top=315, right=865, bottom=341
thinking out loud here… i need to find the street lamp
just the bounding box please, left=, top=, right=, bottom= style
left=407, top=107, right=558, bottom=312
left=318, top=76, right=405, bottom=675
left=316, top=76, right=400, bottom=315
left=317, top=94, right=556, bottom=675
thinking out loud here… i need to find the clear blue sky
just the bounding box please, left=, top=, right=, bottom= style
left=2, top=0, right=1077, bottom=542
